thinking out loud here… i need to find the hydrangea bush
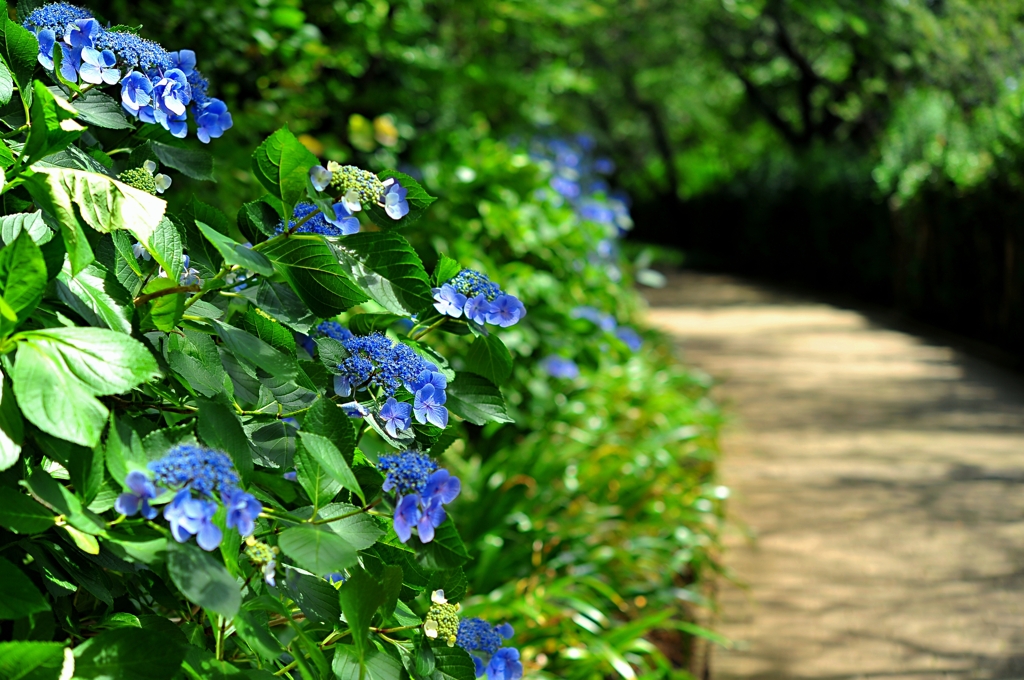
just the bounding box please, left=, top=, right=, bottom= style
left=0, top=4, right=528, bottom=679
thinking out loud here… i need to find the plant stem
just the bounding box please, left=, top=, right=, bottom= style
left=215, top=616, right=226, bottom=660
left=134, top=283, right=201, bottom=307
left=411, top=317, right=448, bottom=340
left=309, top=499, right=380, bottom=524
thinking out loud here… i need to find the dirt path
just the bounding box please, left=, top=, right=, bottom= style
left=644, top=272, right=1024, bottom=680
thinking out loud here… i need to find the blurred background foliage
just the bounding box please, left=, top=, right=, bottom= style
left=79, top=0, right=1024, bottom=674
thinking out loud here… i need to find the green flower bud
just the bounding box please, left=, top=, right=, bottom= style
left=118, top=167, right=157, bottom=195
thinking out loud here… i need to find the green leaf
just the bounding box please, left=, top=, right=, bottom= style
left=332, top=647, right=403, bottom=680
left=0, top=493, right=51, bottom=534
left=56, top=261, right=133, bottom=335
left=294, top=440, right=341, bottom=509
left=0, top=556, right=49, bottom=620
left=348, top=313, right=407, bottom=334
left=336, top=568, right=385, bottom=665
left=466, top=334, right=512, bottom=385
left=151, top=141, right=215, bottom=181
left=314, top=503, right=383, bottom=550
left=260, top=235, right=368, bottom=316
left=13, top=327, right=160, bottom=446
left=167, top=542, right=241, bottom=619
left=302, top=400, right=355, bottom=461
left=0, top=59, right=13, bottom=108
left=366, top=170, right=437, bottom=228
left=196, top=220, right=274, bottom=276
left=432, top=254, right=461, bottom=286
left=0, top=211, right=52, bottom=246
left=444, top=373, right=514, bottom=426
left=0, top=642, right=66, bottom=680
left=287, top=570, right=341, bottom=626
left=25, top=167, right=167, bottom=276
left=138, top=277, right=185, bottom=332
left=178, top=197, right=227, bottom=278
left=243, top=307, right=296, bottom=354
left=278, top=525, right=357, bottom=575
left=233, top=610, right=282, bottom=662
left=430, top=644, right=477, bottom=680
left=427, top=568, right=467, bottom=603
left=23, top=467, right=105, bottom=535
left=251, top=127, right=318, bottom=217
left=23, top=82, right=82, bottom=166
left=211, top=320, right=297, bottom=381
left=0, top=17, right=41, bottom=105
left=197, top=398, right=253, bottom=485
left=70, top=90, right=132, bottom=130
left=237, top=200, right=280, bottom=241
left=254, top=279, right=316, bottom=333
left=332, top=232, right=433, bottom=315
left=0, top=230, right=45, bottom=331
left=415, top=518, right=470, bottom=571
left=298, top=432, right=363, bottom=503
left=73, top=627, right=186, bottom=680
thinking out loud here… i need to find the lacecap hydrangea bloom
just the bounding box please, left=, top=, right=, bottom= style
left=433, top=269, right=526, bottom=328
left=115, top=445, right=261, bottom=553
left=23, top=3, right=232, bottom=143
left=456, top=618, right=522, bottom=680
left=378, top=452, right=460, bottom=543
left=278, top=201, right=360, bottom=237
left=333, top=332, right=450, bottom=429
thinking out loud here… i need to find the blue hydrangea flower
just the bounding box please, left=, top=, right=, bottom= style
left=594, top=157, right=616, bottom=175
left=326, top=203, right=360, bottom=235
left=195, top=98, right=232, bottom=144
left=413, top=383, right=448, bottom=428
left=23, top=3, right=93, bottom=34
left=279, top=202, right=353, bottom=237
left=63, top=17, right=99, bottom=52
left=148, top=444, right=240, bottom=498
left=393, top=494, right=421, bottom=543
left=379, top=397, right=412, bottom=437
left=120, top=71, right=153, bottom=115
left=408, top=364, right=447, bottom=393
left=315, top=321, right=353, bottom=343
left=309, top=165, right=332, bottom=192
left=541, top=355, right=579, bottom=379
left=456, top=618, right=518, bottom=678
left=615, top=326, right=642, bottom=352
left=484, top=295, right=526, bottom=328
left=382, top=178, right=409, bottom=219
left=417, top=494, right=447, bottom=542
left=164, top=489, right=222, bottom=551
left=571, top=306, right=617, bottom=332
left=169, top=49, right=196, bottom=75
left=154, top=107, right=188, bottom=138
left=378, top=451, right=437, bottom=496
left=79, top=46, right=119, bottom=84
left=551, top=175, right=580, bottom=198
left=114, top=471, right=158, bottom=519
left=154, top=68, right=191, bottom=116
left=336, top=332, right=433, bottom=398
left=485, top=648, right=523, bottom=680
left=424, top=469, right=461, bottom=506
left=341, top=401, right=369, bottom=418
left=94, top=30, right=173, bottom=71
left=223, top=487, right=262, bottom=538
left=432, top=284, right=467, bottom=318
left=283, top=470, right=298, bottom=482
left=464, top=294, right=493, bottom=325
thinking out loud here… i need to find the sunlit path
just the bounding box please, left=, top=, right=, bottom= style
left=646, top=272, right=1024, bottom=680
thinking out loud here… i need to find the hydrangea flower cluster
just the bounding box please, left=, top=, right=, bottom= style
left=118, top=159, right=172, bottom=196
left=378, top=451, right=460, bottom=543
left=244, top=538, right=279, bottom=587
left=333, top=332, right=450, bottom=429
left=433, top=269, right=526, bottom=328
left=114, top=445, right=261, bottom=553
left=572, top=306, right=643, bottom=352
left=279, top=201, right=360, bottom=237
left=300, top=163, right=410, bottom=231
left=423, top=590, right=461, bottom=646
left=23, top=3, right=232, bottom=142
left=456, top=617, right=522, bottom=680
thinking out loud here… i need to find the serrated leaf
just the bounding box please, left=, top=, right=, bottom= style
left=138, top=277, right=185, bottom=332
left=294, top=440, right=341, bottom=510
left=302, top=400, right=354, bottom=461
left=254, top=279, right=316, bottom=333
left=197, top=398, right=252, bottom=485
left=0, top=53, right=13, bottom=107
left=151, top=141, right=215, bottom=181
left=260, top=235, right=368, bottom=316
left=0, top=230, right=46, bottom=331
left=212, top=320, right=297, bottom=381
left=332, top=232, right=433, bottom=315
left=445, top=372, right=514, bottom=426
left=56, top=261, right=133, bottom=335
left=196, top=219, right=274, bottom=276
left=279, top=525, right=357, bottom=575
left=287, top=569, right=341, bottom=626
left=70, top=90, right=132, bottom=129
left=466, top=333, right=512, bottom=385
left=0, top=14, right=42, bottom=104
left=251, top=127, right=318, bottom=217
left=333, top=646, right=403, bottom=680
left=237, top=199, right=280, bottom=241
left=430, top=644, right=477, bottom=680
left=0, top=641, right=66, bottom=680
left=0, top=211, right=52, bottom=246
left=167, top=542, right=241, bottom=619
left=243, top=307, right=295, bottom=354
left=233, top=610, right=282, bottom=662
left=432, top=254, right=461, bottom=286
left=365, top=170, right=437, bottom=228
left=298, top=432, right=363, bottom=503
left=313, top=503, right=383, bottom=551
left=415, top=518, right=469, bottom=571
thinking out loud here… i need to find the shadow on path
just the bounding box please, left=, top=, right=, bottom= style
left=644, top=272, right=1024, bottom=680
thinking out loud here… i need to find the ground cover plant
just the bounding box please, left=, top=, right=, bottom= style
left=0, top=3, right=728, bottom=679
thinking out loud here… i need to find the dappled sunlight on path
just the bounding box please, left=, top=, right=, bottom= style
left=645, top=272, right=1024, bottom=680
